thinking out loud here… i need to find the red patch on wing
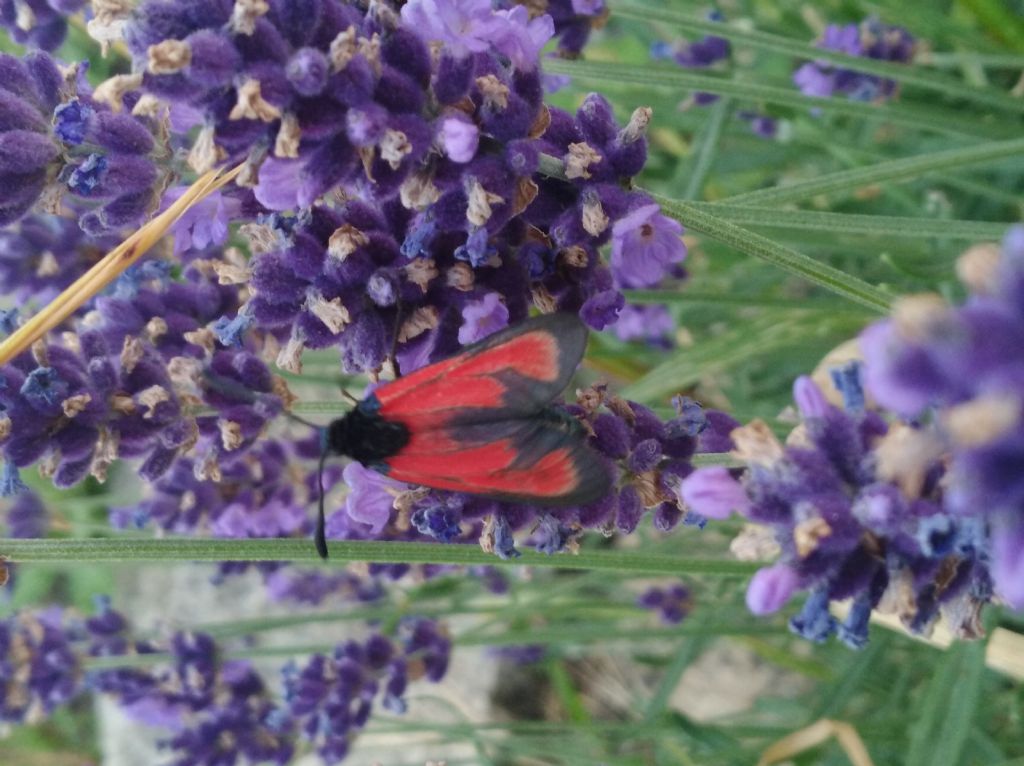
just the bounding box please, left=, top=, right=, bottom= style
left=387, top=439, right=518, bottom=476
left=375, top=329, right=560, bottom=421
left=387, top=446, right=580, bottom=499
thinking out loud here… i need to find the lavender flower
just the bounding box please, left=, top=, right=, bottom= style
left=612, top=304, right=674, bottom=348
left=4, top=487, right=48, bottom=538
left=0, top=608, right=81, bottom=724
left=637, top=582, right=692, bottom=624
left=0, top=213, right=117, bottom=304
left=860, top=227, right=1024, bottom=610
left=0, top=0, right=86, bottom=51
left=284, top=620, right=450, bottom=761
left=0, top=260, right=285, bottom=495
left=682, top=371, right=994, bottom=648
left=609, top=203, right=686, bottom=288
left=794, top=18, right=915, bottom=102
left=0, top=50, right=164, bottom=232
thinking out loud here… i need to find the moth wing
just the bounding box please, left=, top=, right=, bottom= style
left=374, top=313, right=589, bottom=429
left=382, top=413, right=611, bottom=506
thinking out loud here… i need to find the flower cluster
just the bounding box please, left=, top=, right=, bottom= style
left=637, top=581, right=692, bottom=624
left=0, top=213, right=116, bottom=306
left=96, top=0, right=681, bottom=376
left=1, top=598, right=451, bottom=765
left=0, top=0, right=86, bottom=51
left=681, top=368, right=995, bottom=648
left=794, top=18, right=915, bottom=102
left=284, top=618, right=450, bottom=762
left=504, top=0, right=607, bottom=58
left=650, top=11, right=777, bottom=139
left=0, top=607, right=79, bottom=724
left=0, top=50, right=165, bottom=233
left=860, top=227, right=1024, bottom=610
left=3, top=485, right=47, bottom=537
left=0, top=259, right=285, bottom=499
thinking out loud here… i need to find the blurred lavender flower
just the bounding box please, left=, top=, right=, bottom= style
left=0, top=50, right=164, bottom=232
left=650, top=11, right=776, bottom=134
left=682, top=370, right=995, bottom=648
left=650, top=9, right=729, bottom=106
left=284, top=620, right=450, bottom=761
left=794, top=18, right=915, bottom=102
left=0, top=0, right=86, bottom=51
left=860, top=227, right=1024, bottom=610
left=0, top=213, right=113, bottom=304
left=637, top=582, right=692, bottom=624
left=4, top=487, right=48, bottom=537
left=501, top=0, right=607, bottom=58
left=0, top=608, right=80, bottom=724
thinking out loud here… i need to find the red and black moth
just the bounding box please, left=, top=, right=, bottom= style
left=315, top=312, right=611, bottom=557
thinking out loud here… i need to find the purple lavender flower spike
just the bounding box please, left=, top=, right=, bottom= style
left=859, top=226, right=1024, bottom=610
left=794, top=18, right=915, bottom=104
left=638, top=582, right=692, bottom=624
left=0, top=0, right=86, bottom=50
left=0, top=609, right=81, bottom=724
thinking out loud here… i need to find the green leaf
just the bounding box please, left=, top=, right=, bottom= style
left=0, top=537, right=759, bottom=578
left=683, top=97, right=732, bottom=200
left=547, top=658, right=592, bottom=724
left=542, top=59, right=1017, bottom=140
left=624, top=290, right=871, bottom=313
left=610, top=1, right=1024, bottom=114
left=716, top=137, right=1024, bottom=207
left=620, top=318, right=804, bottom=404
left=643, top=634, right=708, bottom=721
left=959, top=0, right=1024, bottom=51
left=905, top=639, right=988, bottom=766
left=686, top=204, right=1012, bottom=241
left=647, top=194, right=894, bottom=312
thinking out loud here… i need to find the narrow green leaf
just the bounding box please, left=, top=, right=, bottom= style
left=812, top=635, right=887, bottom=719
left=543, top=59, right=1013, bottom=140
left=688, top=204, right=1012, bottom=241
left=648, top=195, right=894, bottom=312
left=684, top=97, right=732, bottom=200
left=959, top=0, right=1024, bottom=51
left=716, top=137, right=1024, bottom=207
left=0, top=537, right=759, bottom=577
left=643, top=635, right=708, bottom=721
left=905, top=640, right=987, bottom=766
left=621, top=319, right=802, bottom=403
left=610, top=1, right=1024, bottom=114
left=547, top=658, right=592, bottom=724
left=624, top=290, right=871, bottom=313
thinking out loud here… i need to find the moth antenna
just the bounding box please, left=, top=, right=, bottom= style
left=283, top=410, right=320, bottom=429
left=341, top=389, right=359, bottom=406
left=389, top=297, right=403, bottom=379
left=315, top=428, right=329, bottom=559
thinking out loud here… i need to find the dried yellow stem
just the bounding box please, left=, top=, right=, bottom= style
left=0, top=164, right=243, bottom=366
left=758, top=718, right=874, bottom=766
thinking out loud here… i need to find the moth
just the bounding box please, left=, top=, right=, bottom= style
left=315, top=312, right=610, bottom=556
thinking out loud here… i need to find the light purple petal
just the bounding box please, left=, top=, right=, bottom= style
left=678, top=466, right=750, bottom=519
left=746, top=563, right=800, bottom=615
